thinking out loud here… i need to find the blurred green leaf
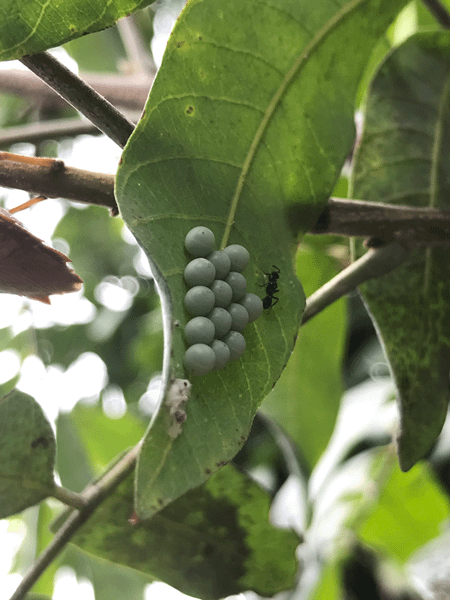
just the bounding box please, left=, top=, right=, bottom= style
left=56, top=411, right=94, bottom=493
left=311, top=561, right=343, bottom=599
left=70, top=402, right=146, bottom=473
left=0, top=375, right=20, bottom=397
left=54, top=205, right=136, bottom=300
left=263, top=238, right=346, bottom=470
left=0, top=0, right=155, bottom=61
left=33, top=502, right=60, bottom=596
left=351, top=32, right=450, bottom=470
left=81, top=555, right=147, bottom=600
left=116, top=0, right=408, bottom=519
left=356, top=458, right=449, bottom=563
left=55, top=542, right=148, bottom=600
left=37, top=204, right=161, bottom=401
left=70, top=464, right=299, bottom=599
left=415, top=0, right=444, bottom=29
left=64, top=28, right=126, bottom=73
left=0, top=390, right=55, bottom=517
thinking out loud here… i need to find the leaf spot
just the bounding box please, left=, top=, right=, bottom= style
left=31, top=436, right=49, bottom=449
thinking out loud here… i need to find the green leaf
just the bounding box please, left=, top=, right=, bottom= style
left=263, top=237, right=347, bottom=469
left=58, top=543, right=149, bottom=600
left=351, top=32, right=450, bottom=470
left=56, top=411, right=94, bottom=493
left=116, top=0, right=408, bottom=518
left=33, top=502, right=60, bottom=596
left=356, top=458, right=449, bottom=563
left=69, top=464, right=299, bottom=599
left=80, top=556, right=148, bottom=600
left=0, top=390, right=55, bottom=518
left=69, top=403, right=146, bottom=473
left=64, top=28, right=126, bottom=73
left=310, top=561, right=343, bottom=600
left=0, top=0, right=155, bottom=62
left=12, top=502, right=60, bottom=596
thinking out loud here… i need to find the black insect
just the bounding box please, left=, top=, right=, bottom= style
left=261, top=265, right=280, bottom=310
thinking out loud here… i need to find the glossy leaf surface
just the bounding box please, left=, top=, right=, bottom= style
left=116, top=0, right=409, bottom=518
left=0, top=390, right=55, bottom=517
left=69, top=464, right=299, bottom=599
left=351, top=32, right=450, bottom=470
left=0, top=0, right=154, bottom=61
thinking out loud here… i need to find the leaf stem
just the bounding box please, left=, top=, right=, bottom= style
left=0, top=111, right=143, bottom=146
left=301, top=241, right=409, bottom=325
left=420, top=0, right=450, bottom=28
left=50, top=485, right=86, bottom=510
left=20, top=52, right=135, bottom=148
left=9, top=442, right=141, bottom=600
left=0, top=68, right=152, bottom=112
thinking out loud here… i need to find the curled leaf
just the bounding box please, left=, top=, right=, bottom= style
left=0, top=206, right=82, bottom=303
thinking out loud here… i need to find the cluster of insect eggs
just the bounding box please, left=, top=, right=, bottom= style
left=183, top=226, right=263, bottom=377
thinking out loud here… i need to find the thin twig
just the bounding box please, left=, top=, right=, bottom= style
left=117, top=15, right=157, bottom=75
left=0, top=118, right=102, bottom=146
left=9, top=442, right=141, bottom=600
left=50, top=485, right=86, bottom=510
left=301, top=241, right=409, bottom=325
left=312, top=197, right=450, bottom=246
left=420, top=0, right=450, bottom=28
left=20, top=52, right=135, bottom=148
left=0, top=110, right=143, bottom=147
left=0, top=153, right=116, bottom=212
left=2, top=154, right=450, bottom=241
left=0, top=68, right=152, bottom=112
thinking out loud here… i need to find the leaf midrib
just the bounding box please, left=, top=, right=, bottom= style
left=424, top=71, right=450, bottom=295
left=221, top=0, right=367, bottom=247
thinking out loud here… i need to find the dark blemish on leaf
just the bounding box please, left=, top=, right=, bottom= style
left=205, top=468, right=211, bottom=475
left=185, top=105, right=195, bottom=116
left=31, top=436, right=49, bottom=449
left=198, top=36, right=203, bottom=41
left=158, top=498, right=164, bottom=505
left=176, top=40, right=185, bottom=48
left=215, top=460, right=227, bottom=468
left=174, top=409, right=186, bottom=424
left=285, top=203, right=305, bottom=238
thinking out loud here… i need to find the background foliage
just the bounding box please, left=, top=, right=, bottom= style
left=1, top=1, right=450, bottom=599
